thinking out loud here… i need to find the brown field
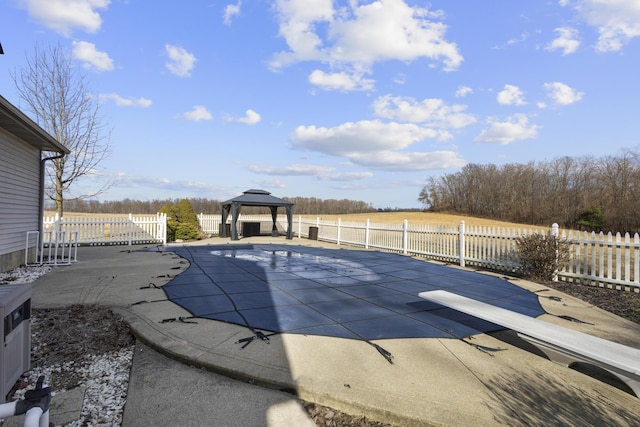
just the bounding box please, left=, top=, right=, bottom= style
left=44, top=212, right=160, bottom=219
left=48, top=211, right=543, bottom=230
left=45, top=211, right=132, bottom=218
left=304, top=212, right=546, bottom=229
left=49, top=211, right=545, bottom=230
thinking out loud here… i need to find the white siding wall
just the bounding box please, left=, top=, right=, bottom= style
left=0, top=127, right=41, bottom=270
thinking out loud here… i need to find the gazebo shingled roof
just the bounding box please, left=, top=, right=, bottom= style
left=221, top=189, right=294, bottom=240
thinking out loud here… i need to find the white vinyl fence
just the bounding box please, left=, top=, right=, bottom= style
left=28, top=213, right=640, bottom=291
left=43, top=213, right=167, bottom=245
left=199, top=214, right=640, bottom=292
left=27, top=213, right=167, bottom=265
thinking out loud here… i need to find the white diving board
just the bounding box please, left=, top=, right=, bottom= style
left=418, top=290, right=640, bottom=397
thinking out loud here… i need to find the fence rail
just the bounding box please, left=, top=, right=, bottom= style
left=42, top=213, right=167, bottom=246
left=27, top=213, right=640, bottom=291
left=200, top=214, right=640, bottom=292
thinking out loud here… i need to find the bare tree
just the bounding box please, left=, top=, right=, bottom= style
left=12, top=42, right=111, bottom=216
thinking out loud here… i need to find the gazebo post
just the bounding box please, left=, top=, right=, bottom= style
left=221, top=206, right=230, bottom=237
left=231, top=203, right=240, bottom=240
left=286, top=206, right=293, bottom=239
left=270, top=206, right=279, bottom=237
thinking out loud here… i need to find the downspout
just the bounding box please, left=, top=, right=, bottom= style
left=38, top=153, right=65, bottom=240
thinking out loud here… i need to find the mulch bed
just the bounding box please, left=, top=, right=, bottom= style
left=541, top=281, right=640, bottom=324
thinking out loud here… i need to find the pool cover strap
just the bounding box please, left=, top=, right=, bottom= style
left=236, top=331, right=276, bottom=349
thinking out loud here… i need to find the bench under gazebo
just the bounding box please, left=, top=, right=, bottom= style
left=221, top=189, right=294, bottom=240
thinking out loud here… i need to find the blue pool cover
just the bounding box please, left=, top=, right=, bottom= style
left=161, top=244, right=544, bottom=341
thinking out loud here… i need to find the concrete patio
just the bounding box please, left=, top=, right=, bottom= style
left=26, top=236, right=640, bottom=426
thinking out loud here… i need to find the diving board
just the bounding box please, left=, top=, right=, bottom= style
left=418, top=290, right=640, bottom=397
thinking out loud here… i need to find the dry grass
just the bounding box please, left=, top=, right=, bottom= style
left=305, top=212, right=544, bottom=229
left=44, top=211, right=551, bottom=230
left=44, top=211, right=131, bottom=218
left=49, top=211, right=544, bottom=229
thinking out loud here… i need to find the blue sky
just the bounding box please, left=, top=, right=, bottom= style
left=2, top=1, right=639, bottom=209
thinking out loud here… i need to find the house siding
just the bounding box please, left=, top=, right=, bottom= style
left=0, top=127, right=41, bottom=272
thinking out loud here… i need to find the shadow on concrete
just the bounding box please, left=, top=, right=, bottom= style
left=484, top=370, right=640, bottom=426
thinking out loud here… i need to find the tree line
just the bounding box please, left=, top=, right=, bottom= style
left=56, top=196, right=376, bottom=216
left=419, top=150, right=640, bottom=233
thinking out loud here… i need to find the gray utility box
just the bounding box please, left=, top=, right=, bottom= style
left=0, top=283, right=31, bottom=403
left=242, top=222, right=261, bottom=237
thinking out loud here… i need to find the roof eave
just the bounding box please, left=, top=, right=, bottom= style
left=0, top=94, right=69, bottom=154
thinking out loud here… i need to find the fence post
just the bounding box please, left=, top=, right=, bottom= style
left=551, top=223, right=559, bottom=281
left=337, top=218, right=341, bottom=245
left=459, top=221, right=466, bottom=267
left=157, top=212, right=166, bottom=245
left=403, top=220, right=408, bottom=254
left=128, top=213, right=133, bottom=246
left=54, top=213, right=61, bottom=245
left=365, top=219, right=370, bottom=249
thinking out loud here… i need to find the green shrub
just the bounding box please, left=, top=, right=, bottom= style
left=516, top=233, right=570, bottom=281
left=575, top=207, right=605, bottom=232
left=175, top=222, right=200, bottom=240
left=159, top=199, right=201, bottom=241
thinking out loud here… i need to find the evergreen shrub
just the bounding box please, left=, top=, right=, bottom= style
left=576, top=207, right=605, bottom=232
left=159, top=199, right=201, bottom=241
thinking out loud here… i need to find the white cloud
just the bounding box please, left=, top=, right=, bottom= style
left=393, top=73, right=407, bottom=85
left=289, top=119, right=465, bottom=171
left=308, top=70, right=375, bottom=91
left=251, top=164, right=336, bottom=176
left=497, top=84, right=526, bottom=106
left=270, top=0, right=333, bottom=66
left=564, top=0, right=640, bottom=52
left=507, top=32, right=530, bottom=46
left=545, top=26, right=581, bottom=55
left=492, top=32, right=530, bottom=50
left=109, top=172, right=223, bottom=194
left=326, top=171, right=374, bottom=181
left=223, top=1, right=241, bottom=25
left=455, top=86, right=473, bottom=98
left=475, top=114, right=540, bottom=144
left=372, top=95, right=476, bottom=129
left=544, top=81, right=584, bottom=106
left=291, top=120, right=439, bottom=156
left=250, top=164, right=373, bottom=181
left=18, top=0, right=109, bottom=36
left=99, top=93, right=152, bottom=107
left=183, top=106, right=212, bottom=121
left=165, top=44, right=197, bottom=77
left=237, top=109, right=262, bottom=125
left=270, top=0, right=462, bottom=91
left=254, top=178, right=287, bottom=189
left=72, top=40, right=113, bottom=72
left=348, top=150, right=467, bottom=171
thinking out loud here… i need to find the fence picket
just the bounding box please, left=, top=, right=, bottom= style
left=33, top=213, right=640, bottom=291
left=41, top=213, right=167, bottom=246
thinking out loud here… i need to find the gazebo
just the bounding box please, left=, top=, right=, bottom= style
left=221, top=189, right=294, bottom=240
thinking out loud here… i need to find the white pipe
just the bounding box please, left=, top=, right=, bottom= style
left=38, top=409, right=49, bottom=427
left=0, top=401, right=18, bottom=418
left=24, top=407, right=43, bottom=427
